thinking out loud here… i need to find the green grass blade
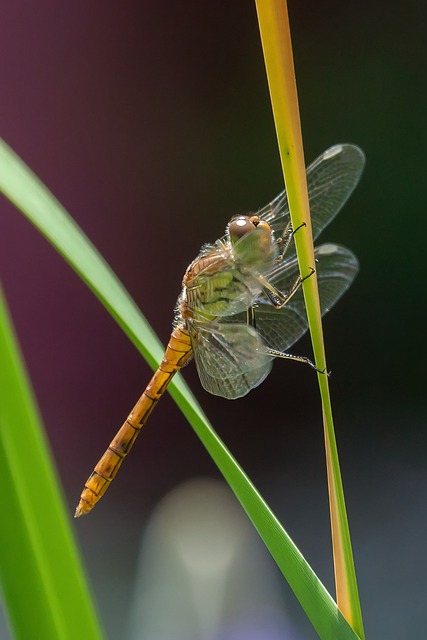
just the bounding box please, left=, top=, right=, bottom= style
left=0, top=287, right=103, bottom=639
left=0, top=138, right=360, bottom=639
left=255, top=1, right=364, bottom=637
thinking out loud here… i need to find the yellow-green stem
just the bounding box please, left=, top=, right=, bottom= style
left=255, top=1, right=364, bottom=637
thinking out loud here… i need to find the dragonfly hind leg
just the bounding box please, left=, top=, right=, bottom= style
left=265, top=347, right=329, bottom=375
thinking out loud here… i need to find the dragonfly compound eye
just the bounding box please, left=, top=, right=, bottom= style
left=228, top=216, right=257, bottom=244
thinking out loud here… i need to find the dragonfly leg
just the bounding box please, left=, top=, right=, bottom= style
left=292, top=221, right=307, bottom=234
left=246, top=304, right=257, bottom=328
left=276, top=221, right=306, bottom=262
left=276, top=221, right=293, bottom=260
left=257, top=266, right=315, bottom=310
left=266, top=347, right=329, bottom=375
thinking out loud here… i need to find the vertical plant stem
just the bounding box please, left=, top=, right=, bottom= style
left=254, top=1, right=364, bottom=637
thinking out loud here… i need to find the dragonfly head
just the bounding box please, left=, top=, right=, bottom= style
left=227, top=215, right=277, bottom=267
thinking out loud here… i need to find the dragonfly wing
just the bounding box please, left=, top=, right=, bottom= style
left=191, top=323, right=272, bottom=399
left=254, top=244, right=358, bottom=352
left=305, top=144, right=365, bottom=242
left=257, top=144, right=365, bottom=259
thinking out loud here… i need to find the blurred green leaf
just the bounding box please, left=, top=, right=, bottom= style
left=0, top=288, right=103, bottom=639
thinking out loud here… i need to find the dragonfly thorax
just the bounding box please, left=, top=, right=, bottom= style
left=179, top=245, right=253, bottom=321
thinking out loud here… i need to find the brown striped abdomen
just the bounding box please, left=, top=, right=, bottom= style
left=75, top=325, right=192, bottom=517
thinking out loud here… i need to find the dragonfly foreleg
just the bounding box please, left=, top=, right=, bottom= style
left=257, top=266, right=315, bottom=310
left=265, top=347, right=329, bottom=375
left=276, top=221, right=306, bottom=262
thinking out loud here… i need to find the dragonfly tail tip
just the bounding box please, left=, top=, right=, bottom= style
left=74, top=500, right=91, bottom=518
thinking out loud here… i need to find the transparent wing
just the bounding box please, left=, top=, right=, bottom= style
left=253, top=244, right=359, bottom=352
left=190, top=322, right=273, bottom=399
left=256, top=144, right=365, bottom=259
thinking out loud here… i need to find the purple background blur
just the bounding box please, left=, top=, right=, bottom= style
left=1, top=1, right=426, bottom=638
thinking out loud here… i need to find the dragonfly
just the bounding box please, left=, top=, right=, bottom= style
left=75, top=143, right=365, bottom=517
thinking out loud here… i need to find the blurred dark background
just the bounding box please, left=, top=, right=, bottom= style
left=0, top=1, right=426, bottom=638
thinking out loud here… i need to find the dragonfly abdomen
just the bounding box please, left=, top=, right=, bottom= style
left=75, top=326, right=193, bottom=517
